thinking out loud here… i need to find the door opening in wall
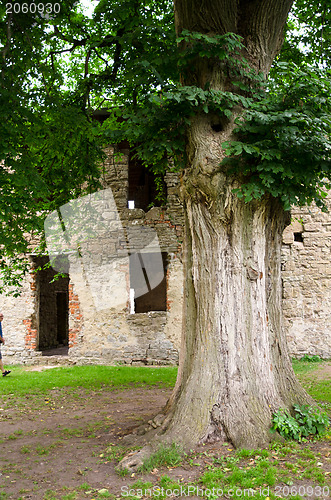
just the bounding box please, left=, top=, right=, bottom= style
left=129, top=252, right=168, bottom=313
left=56, top=292, right=69, bottom=347
left=32, top=256, right=70, bottom=356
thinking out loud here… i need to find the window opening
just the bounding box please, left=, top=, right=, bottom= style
left=294, top=232, right=304, bottom=242
left=128, top=153, right=166, bottom=211
left=129, top=252, right=167, bottom=313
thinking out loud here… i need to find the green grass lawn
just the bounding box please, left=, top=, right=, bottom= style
left=292, top=358, right=331, bottom=415
left=0, top=365, right=178, bottom=396
left=1, top=359, right=329, bottom=402
left=292, top=357, right=327, bottom=376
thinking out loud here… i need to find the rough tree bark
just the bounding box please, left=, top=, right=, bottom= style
left=120, top=0, right=313, bottom=469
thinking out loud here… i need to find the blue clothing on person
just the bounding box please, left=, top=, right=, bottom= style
left=0, top=318, right=10, bottom=375
left=0, top=321, right=3, bottom=359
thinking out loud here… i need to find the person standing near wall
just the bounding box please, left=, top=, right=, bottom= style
left=0, top=313, right=11, bottom=377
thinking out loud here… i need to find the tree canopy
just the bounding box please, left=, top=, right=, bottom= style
left=0, top=0, right=330, bottom=291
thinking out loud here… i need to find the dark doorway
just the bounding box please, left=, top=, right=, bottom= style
left=32, top=256, right=69, bottom=354
left=56, top=292, right=69, bottom=346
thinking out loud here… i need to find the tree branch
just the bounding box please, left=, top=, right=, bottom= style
left=1, top=12, right=13, bottom=67
left=84, top=50, right=91, bottom=78
left=110, top=34, right=123, bottom=82
left=93, top=48, right=109, bottom=67
left=237, top=0, right=294, bottom=71
left=174, top=0, right=238, bottom=36
left=174, top=0, right=294, bottom=74
left=52, top=25, right=89, bottom=47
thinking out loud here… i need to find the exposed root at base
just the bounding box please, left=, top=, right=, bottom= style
left=119, top=445, right=155, bottom=471
left=118, top=414, right=170, bottom=470
left=132, top=413, right=166, bottom=436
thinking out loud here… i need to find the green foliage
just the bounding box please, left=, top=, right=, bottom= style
left=176, top=30, right=264, bottom=90
left=0, top=0, right=177, bottom=289
left=139, top=443, right=183, bottom=472
left=272, top=409, right=302, bottom=441
left=106, top=84, right=253, bottom=174
left=300, top=354, right=322, bottom=362
left=104, top=31, right=261, bottom=178
left=272, top=405, right=329, bottom=441
left=281, top=0, right=331, bottom=67
left=0, top=0, right=106, bottom=290
left=222, top=63, right=331, bottom=210
left=1, top=0, right=331, bottom=289
left=294, top=404, right=329, bottom=436
left=105, top=28, right=331, bottom=212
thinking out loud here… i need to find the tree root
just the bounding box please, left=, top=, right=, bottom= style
left=118, top=413, right=168, bottom=471
left=119, top=445, right=154, bottom=471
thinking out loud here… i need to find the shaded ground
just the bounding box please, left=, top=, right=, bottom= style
left=0, top=363, right=330, bottom=499
left=0, top=380, right=174, bottom=499
left=310, top=363, right=331, bottom=380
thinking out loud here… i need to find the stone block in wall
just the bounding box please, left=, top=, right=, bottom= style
left=303, top=222, right=323, bottom=232
left=283, top=220, right=304, bottom=244
left=283, top=230, right=294, bottom=245
left=122, top=208, right=145, bottom=220
left=145, top=207, right=163, bottom=220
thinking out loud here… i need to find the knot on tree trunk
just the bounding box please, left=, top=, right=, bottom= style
left=247, top=266, right=263, bottom=281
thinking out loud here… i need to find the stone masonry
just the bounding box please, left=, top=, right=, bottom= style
left=0, top=145, right=184, bottom=365
left=282, top=194, right=331, bottom=358
left=0, top=145, right=330, bottom=364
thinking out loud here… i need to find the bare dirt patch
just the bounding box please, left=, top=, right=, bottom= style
left=25, top=366, right=59, bottom=372
left=0, top=365, right=330, bottom=500
left=0, top=384, right=174, bottom=499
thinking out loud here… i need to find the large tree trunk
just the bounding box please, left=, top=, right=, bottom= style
left=160, top=114, right=311, bottom=450
left=120, top=0, right=313, bottom=469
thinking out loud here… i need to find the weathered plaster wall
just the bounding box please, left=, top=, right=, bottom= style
left=0, top=272, right=34, bottom=361
left=66, top=250, right=182, bottom=366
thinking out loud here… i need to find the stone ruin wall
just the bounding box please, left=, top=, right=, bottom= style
left=70, top=145, right=184, bottom=365
left=0, top=145, right=330, bottom=364
left=1, top=145, right=184, bottom=365
left=282, top=194, right=331, bottom=358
